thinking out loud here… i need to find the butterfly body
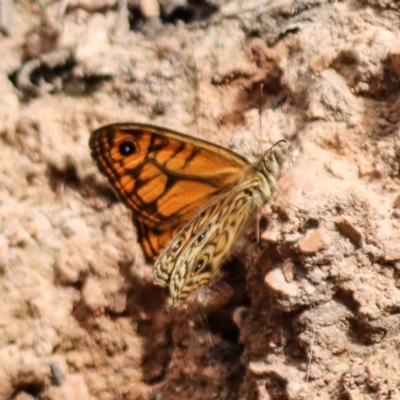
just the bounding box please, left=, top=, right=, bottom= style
left=89, top=123, right=280, bottom=306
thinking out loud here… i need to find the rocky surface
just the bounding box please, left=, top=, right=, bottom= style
left=1, top=0, right=400, bottom=399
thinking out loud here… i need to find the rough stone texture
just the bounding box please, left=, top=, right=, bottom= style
left=0, top=0, right=400, bottom=399
left=298, top=226, right=330, bottom=254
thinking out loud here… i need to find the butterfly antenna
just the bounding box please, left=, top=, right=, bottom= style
left=263, top=139, right=287, bottom=156
left=256, top=84, right=265, bottom=243
left=259, top=83, right=264, bottom=153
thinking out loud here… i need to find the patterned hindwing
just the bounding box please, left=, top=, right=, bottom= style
left=159, top=176, right=271, bottom=307
left=153, top=197, right=226, bottom=286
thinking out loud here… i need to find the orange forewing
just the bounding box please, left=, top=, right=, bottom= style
left=89, top=123, right=253, bottom=260
left=135, top=219, right=183, bottom=262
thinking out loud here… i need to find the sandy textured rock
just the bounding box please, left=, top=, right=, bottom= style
left=1, top=1, right=400, bottom=399
left=298, top=226, right=330, bottom=254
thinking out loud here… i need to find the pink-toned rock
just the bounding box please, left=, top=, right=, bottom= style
left=81, top=277, right=106, bottom=311
left=140, top=0, right=160, bottom=18
left=275, top=168, right=315, bottom=221
left=282, top=260, right=295, bottom=282
left=335, top=216, right=364, bottom=247
left=12, top=392, right=35, bottom=400
left=384, top=251, right=400, bottom=262
left=265, top=267, right=298, bottom=297
left=260, top=229, right=280, bottom=243
left=0, top=365, right=13, bottom=399
left=326, top=159, right=356, bottom=180
left=45, top=374, right=90, bottom=400
left=392, top=194, right=400, bottom=208
left=298, top=226, right=330, bottom=254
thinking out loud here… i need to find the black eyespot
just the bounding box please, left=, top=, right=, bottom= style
left=194, top=259, right=204, bottom=273
left=196, top=230, right=207, bottom=244
left=173, top=240, right=182, bottom=252
left=119, top=141, right=136, bottom=156
left=244, top=188, right=253, bottom=196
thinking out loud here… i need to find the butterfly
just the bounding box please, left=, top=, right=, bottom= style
left=89, top=123, right=281, bottom=307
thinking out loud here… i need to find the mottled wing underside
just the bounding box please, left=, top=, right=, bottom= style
left=154, top=177, right=269, bottom=306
